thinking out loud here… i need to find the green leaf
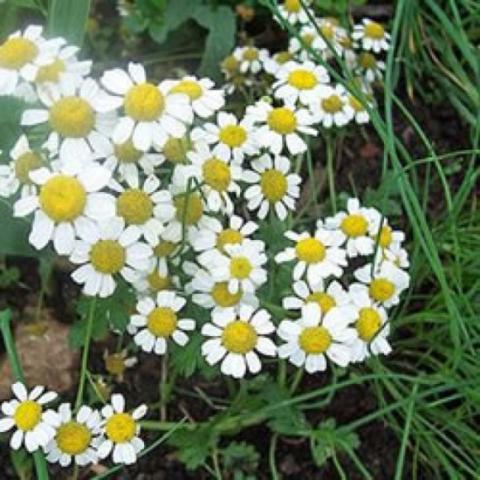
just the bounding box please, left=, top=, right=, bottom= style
left=222, top=441, right=260, bottom=477
left=0, top=96, right=25, bottom=157
left=47, top=0, right=91, bottom=45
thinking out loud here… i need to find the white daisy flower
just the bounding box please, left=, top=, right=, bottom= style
left=369, top=220, right=405, bottom=253
left=69, top=216, right=153, bottom=298
left=148, top=234, right=184, bottom=277
left=133, top=260, right=180, bottom=296
left=13, top=164, right=115, bottom=255
left=173, top=143, right=242, bottom=214
left=277, top=303, right=357, bottom=373
left=0, top=382, right=59, bottom=452
left=382, top=243, right=409, bottom=270
left=201, top=304, right=276, bottom=378
left=45, top=403, right=102, bottom=467
left=348, top=284, right=391, bottom=362
left=275, top=228, right=347, bottom=284
left=158, top=135, right=191, bottom=165
left=97, top=394, right=147, bottom=465
left=272, top=60, right=329, bottom=106
left=276, top=0, right=313, bottom=25
left=324, top=197, right=381, bottom=257
left=347, top=93, right=371, bottom=124
left=0, top=135, right=44, bottom=198
left=199, top=239, right=268, bottom=295
left=111, top=174, right=168, bottom=246
left=283, top=279, right=351, bottom=314
left=128, top=291, right=195, bottom=355
left=220, top=53, right=240, bottom=81
left=162, top=75, right=225, bottom=118
left=352, top=19, right=391, bottom=53
left=0, top=25, right=58, bottom=95
left=353, top=260, right=410, bottom=308
left=263, top=51, right=295, bottom=75
left=190, top=214, right=259, bottom=253
left=355, top=52, right=386, bottom=83
left=101, top=62, right=193, bottom=151
left=232, top=46, right=269, bottom=74
left=245, top=100, right=316, bottom=155
left=244, top=153, right=301, bottom=220
left=311, top=84, right=353, bottom=128
left=21, top=78, right=117, bottom=167
left=191, top=111, right=259, bottom=162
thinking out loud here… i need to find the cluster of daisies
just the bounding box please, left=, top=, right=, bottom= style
left=222, top=2, right=390, bottom=128
left=0, top=383, right=147, bottom=466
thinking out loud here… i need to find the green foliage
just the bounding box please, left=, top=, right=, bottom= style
left=314, top=0, right=366, bottom=16
left=221, top=441, right=260, bottom=479
left=0, top=265, right=20, bottom=288
left=47, top=0, right=91, bottom=45
left=10, top=448, right=33, bottom=480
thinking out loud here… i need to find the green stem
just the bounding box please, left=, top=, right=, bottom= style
left=289, top=369, right=304, bottom=395
left=325, top=134, right=337, bottom=213
left=0, top=310, right=50, bottom=480
left=74, top=296, right=97, bottom=410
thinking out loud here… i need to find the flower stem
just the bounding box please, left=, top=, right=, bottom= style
left=325, top=133, right=337, bottom=213
left=75, top=296, right=97, bottom=411
left=0, top=309, right=50, bottom=480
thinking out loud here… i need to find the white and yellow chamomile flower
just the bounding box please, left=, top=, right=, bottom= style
left=69, top=216, right=153, bottom=297
left=201, top=304, right=276, bottom=378
left=355, top=52, right=385, bottom=83
left=97, top=394, right=147, bottom=465
left=101, top=62, right=193, bottom=151
left=369, top=220, right=405, bottom=253
left=275, top=228, right=347, bottom=284
left=133, top=261, right=180, bottom=295
left=352, top=18, right=390, bottom=53
left=128, top=291, right=195, bottom=355
left=263, top=50, right=295, bottom=75
left=347, top=92, right=371, bottom=124
left=276, top=0, right=313, bottom=25
left=0, top=382, right=59, bottom=452
left=277, top=303, right=356, bottom=373
left=245, top=99, right=316, bottom=155
left=13, top=164, right=115, bottom=255
left=45, top=403, right=102, bottom=467
left=244, top=153, right=301, bottom=220
left=232, top=46, right=269, bottom=74
left=311, top=84, right=353, bottom=128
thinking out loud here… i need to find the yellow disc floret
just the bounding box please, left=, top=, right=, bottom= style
left=114, top=140, right=143, bottom=164
left=154, top=241, right=176, bottom=258
left=211, top=282, right=242, bottom=307
left=242, top=47, right=258, bottom=61
left=364, top=21, right=385, bottom=40
left=124, top=83, right=165, bottom=121
left=105, top=413, right=136, bottom=443
left=90, top=240, right=126, bottom=274
left=299, top=326, right=332, bottom=354
left=170, top=80, right=202, bottom=100
left=341, top=214, right=368, bottom=237
left=267, top=107, right=297, bottom=135
left=105, top=353, right=128, bottom=376
left=36, top=58, right=66, bottom=84
left=288, top=69, right=318, bottom=90
left=216, top=229, right=243, bottom=252
left=230, top=256, right=252, bottom=279
left=0, top=37, right=38, bottom=70
left=117, top=189, right=153, bottom=225
left=284, top=0, right=301, bottom=13
left=260, top=169, right=288, bottom=203
left=221, top=55, right=239, bottom=75
left=56, top=421, right=92, bottom=456
left=275, top=51, right=293, bottom=64
left=147, top=271, right=171, bottom=292
left=14, top=400, right=42, bottom=431
left=14, top=151, right=42, bottom=184
left=219, top=125, right=247, bottom=148
left=162, top=136, right=189, bottom=164
left=307, top=292, right=336, bottom=313
left=49, top=97, right=95, bottom=138
left=147, top=307, right=177, bottom=338
left=321, top=95, right=343, bottom=113
left=356, top=307, right=382, bottom=341
left=222, top=320, right=257, bottom=353
left=295, top=237, right=326, bottom=263
left=39, top=175, right=87, bottom=222
left=369, top=278, right=395, bottom=302
left=174, top=194, right=204, bottom=225
left=202, top=158, right=231, bottom=192
left=377, top=225, right=392, bottom=248
left=358, top=52, right=377, bottom=70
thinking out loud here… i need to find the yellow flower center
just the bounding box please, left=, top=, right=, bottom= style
left=321, top=94, right=343, bottom=113
left=302, top=33, right=315, bottom=46
left=230, top=256, right=252, bottom=279
left=218, top=125, right=247, bottom=148
left=202, top=158, right=231, bottom=192
left=105, top=413, right=136, bottom=443
left=170, top=80, right=203, bottom=100
left=356, top=307, right=382, bottom=341
left=105, top=353, right=127, bottom=376
left=222, top=320, right=257, bottom=354
left=174, top=194, right=204, bottom=225
left=154, top=241, right=176, bottom=257
left=14, top=400, right=42, bottom=431
left=369, top=278, right=395, bottom=302
left=147, top=271, right=171, bottom=292
left=124, top=83, right=165, bottom=121
left=284, top=0, right=301, bottom=13
left=242, top=47, right=258, bottom=61
left=260, top=169, right=288, bottom=203
left=216, top=228, right=243, bottom=252
left=306, top=292, right=336, bottom=313
left=221, top=55, right=239, bottom=74
left=377, top=225, right=392, bottom=248
left=49, top=97, right=95, bottom=138
left=299, top=326, right=332, bottom=354
left=56, top=421, right=92, bottom=456
left=117, top=189, right=153, bottom=225
left=364, top=21, right=385, bottom=40
left=39, top=175, right=86, bottom=222
left=320, top=24, right=334, bottom=39
left=287, top=69, right=317, bottom=90
left=114, top=139, right=143, bottom=164
left=341, top=214, right=368, bottom=237
left=162, top=136, right=188, bottom=163
left=14, top=151, right=42, bottom=184
left=348, top=95, right=364, bottom=112
left=89, top=240, right=126, bottom=274
left=211, top=282, right=243, bottom=307
left=275, top=51, right=293, bottom=64
left=0, top=37, right=38, bottom=70
left=36, top=58, right=66, bottom=84
left=267, top=107, right=297, bottom=135
left=147, top=307, right=177, bottom=338
left=358, top=52, right=377, bottom=69
left=295, top=237, right=326, bottom=263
